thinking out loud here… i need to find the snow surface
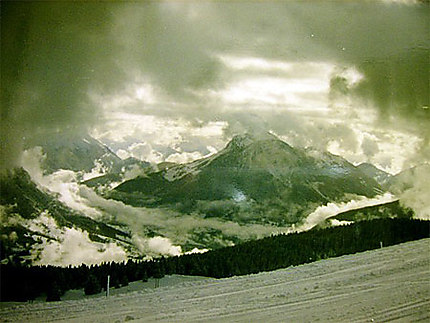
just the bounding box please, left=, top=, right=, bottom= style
left=1, top=238, right=429, bottom=322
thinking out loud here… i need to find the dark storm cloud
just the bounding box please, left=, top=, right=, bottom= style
left=1, top=1, right=428, bottom=170
left=227, top=1, right=429, bottom=160
left=112, top=3, right=223, bottom=98
left=229, top=1, right=429, bottom=126
left=1, top=2, right=119, bottom=169
left=118, top=1, right=428, bottom=144
left=302, top=2, right=429, bottom=126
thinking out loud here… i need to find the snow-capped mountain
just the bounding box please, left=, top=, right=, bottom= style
left=24, top=132, right=151, bottom=190
left=111, top=133, right=383, bottom=225
left=2, top=133, right=414, bottom=265
left=25, top=132, right=123, bottom=175
left=356, top=163, right=392, bottom=188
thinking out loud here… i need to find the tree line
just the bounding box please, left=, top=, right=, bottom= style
left=1, top=218, right=428, bottom=302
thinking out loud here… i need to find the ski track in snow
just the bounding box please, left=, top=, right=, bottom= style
left=1, top=238, right=429, bottom=322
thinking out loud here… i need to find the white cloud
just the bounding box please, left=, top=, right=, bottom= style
left=123, top=164, right=144, bottom=181
left=34, top=227, right=127, bottom=267
left=218, top=55, right=295, bottom=72
left=20, top=147, right=102, bottom=218
left=132, top=235, right=182, bottom=258
left=395, top=164, right=430, bottom=220
left=166, top=151, right=204, bottom=164
left=361, top=135, right=380, bottom=158
left=127, top=142, right=164, bottom=164
left=293, top=193, right=397, bottom=233
left=218, top=76, right=329, bottom=106
left=330, top=219, right=354, bottom=227
left=82, top=160, right=107, bottom=181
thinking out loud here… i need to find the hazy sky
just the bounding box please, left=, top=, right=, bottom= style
left=1, top=0, right=429, bottom=174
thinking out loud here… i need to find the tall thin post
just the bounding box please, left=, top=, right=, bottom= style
left=106, top=275, right=110, bottom=297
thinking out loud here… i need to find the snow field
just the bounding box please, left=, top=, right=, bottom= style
left=1, top=238, right=429, bottom=322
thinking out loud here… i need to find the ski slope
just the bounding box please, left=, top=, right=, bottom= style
left=1, top=238, right=429, bottom=322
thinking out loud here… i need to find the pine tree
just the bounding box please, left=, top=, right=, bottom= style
left=152, top=262, right=165, bottom=288
left=46, top=281, right=62, bottom=302
left=142, top=270, right=148, bottom=282
left=120, top=273, right=129, bottom=287
left=84, top=274, right=102, bottom=295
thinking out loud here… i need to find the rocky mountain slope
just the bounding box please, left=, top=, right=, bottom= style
left=356, top=162, right=392, bottom=188
left=4, top=132, right=414, bottom=265
left=111, top=133, right=383, bottom=225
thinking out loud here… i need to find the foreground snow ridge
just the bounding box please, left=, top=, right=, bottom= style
left=1, top=239, right=429, bottom=322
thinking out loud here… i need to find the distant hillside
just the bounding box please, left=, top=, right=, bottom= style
left=0, top=168, right=133, bottom=264
left=331, top=200, right=414, bottom=223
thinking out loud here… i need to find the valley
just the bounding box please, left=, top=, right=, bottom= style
left=0, top=133, right=421, bottom=264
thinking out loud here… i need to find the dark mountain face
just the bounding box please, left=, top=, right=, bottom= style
left=111, top=133, right=383, bottom=225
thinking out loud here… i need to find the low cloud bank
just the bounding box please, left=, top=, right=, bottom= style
left=23, top=212, right=126, bottom=267
left=19, top=147, right=429, bottom=267
left=392, top=164, right=430, bottom=220
left=293, top=193, right=397, bottom=232
left=132, top=235, right=182, bottom=258
left=19, top=147, right=287, bottom=264
left=34, top=226, right=127, bottom=267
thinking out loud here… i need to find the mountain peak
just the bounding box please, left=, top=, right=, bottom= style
left=227, top=133, right=254, bottom=149
left=227, top=132, right=278, bottom=150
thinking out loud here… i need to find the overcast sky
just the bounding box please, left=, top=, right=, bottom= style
left=1, top=0, right=429, bottom=174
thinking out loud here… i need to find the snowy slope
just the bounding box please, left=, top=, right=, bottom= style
left=1, top=238, right=428, bottom=322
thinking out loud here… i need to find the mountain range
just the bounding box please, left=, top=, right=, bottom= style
left=110, top=133, right=384, bottom=225
left=1, top=132, right=415, bottom=264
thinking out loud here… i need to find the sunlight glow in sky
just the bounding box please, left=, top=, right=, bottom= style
left=1, top=1, right=428, bottom=176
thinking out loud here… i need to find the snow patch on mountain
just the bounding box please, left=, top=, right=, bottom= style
left=81, top=159, right=109, bottom=181
left=162, top=147, right=228, bottom=182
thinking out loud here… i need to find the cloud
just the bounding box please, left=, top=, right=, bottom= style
left=166, top=151, right=204, bottom=164
left=3, top=1, right=428, bottom=175
left=361, top=135, right=380, bottom=158
left=124, top=142, right=164, bottom=164
left=33, top=226, right=127, bottom=267
left=6, top=210, right=127, bottom=267
left=3, top=1, right=429, bottom=245
left=1, top=2, right=115, bottom=169
left=132, top=235, right=182, bottom=258
left=20, top=147, right=103, bottom=219
left=392, top=164, right=430, bottom=219
left=20, top=147, right=287, bottom=258
left=293, top=193, right=397, bottom=232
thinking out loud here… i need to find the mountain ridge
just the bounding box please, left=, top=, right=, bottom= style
left=111, top=133, right=383, bottom=225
